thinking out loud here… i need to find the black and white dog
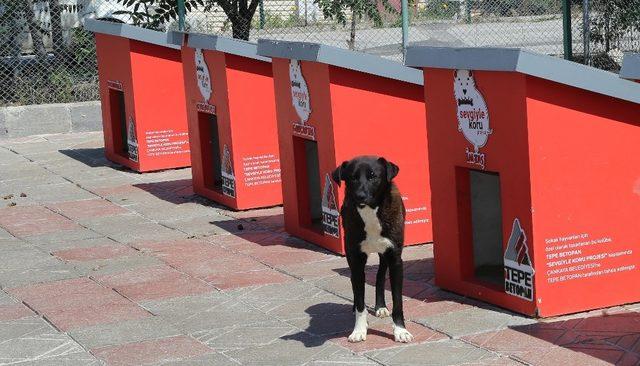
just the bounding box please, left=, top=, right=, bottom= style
left=332, top=156, right=413, bottom=343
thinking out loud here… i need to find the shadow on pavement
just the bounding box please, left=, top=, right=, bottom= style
left=59, top=148, right=118, bottom=168
left=509, top=310, right=640, bottom=365
left=281, top=303, right=354, bottom=347
left=134, top=179, right=198, bottom=205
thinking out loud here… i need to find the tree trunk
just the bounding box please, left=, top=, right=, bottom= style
left=348, top=12, right=356, bottom=50
left=231, top=13, right=252, bottom=40
left=50, top=0, right=67, bottom=62
left=22, top=0, right=47, bottom=59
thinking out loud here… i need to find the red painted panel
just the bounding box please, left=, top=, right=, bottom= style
left=181, top=45, right=281, bottom=210
left=95, top=34, right=190, bottom=172
left=527, top=76, right=640, bottom=317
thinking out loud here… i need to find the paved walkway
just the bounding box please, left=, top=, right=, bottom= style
left=0, top=132, right=638, bottom=365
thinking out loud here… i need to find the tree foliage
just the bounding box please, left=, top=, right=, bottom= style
left=114, top=0, right=260, bottom=40
left=313, top=0, right=396, bottom=28
left=590, top=0, right=640, bottom=52
left=313, top=0, right=398, bottom=49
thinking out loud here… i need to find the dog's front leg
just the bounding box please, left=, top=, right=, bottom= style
left=374, top=253, right=390, bottom=318
left=348, top=252, right=368, bottom=342
left=388, top=254, right=413, bottom=343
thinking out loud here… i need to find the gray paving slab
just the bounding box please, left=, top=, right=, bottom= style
left=0, top=317, right=92, bottom=365
left=365, top=339, right=498, bottom=366
left=0, top=224, right=13, bottom=237
left=192, top=320, right=298, bottom=351
left=141, top=292, right=234, bottom=317
left=415, top=306, right=537, bottom=338
left=1, top=174, right=70, bottom=190
left=0, top=262, right=82, bottom=289
left=166, top=300, right=274, bottom=334
left=16, top=183, right=97, bottom=204
left=0, top=163, right=57, bottom=182
left=0, top=147, right=30, bottom=165
left=222, top=332, right=346, bottom=366
left=0, top=238, right=30, bottom=251
left=234, top=282, right=333, bottom=314
left=0, top=247, right=59, bottom=271
left=0, top=289, right=19, bottom=305
left=29, top=236, right=114, bottom=253
left=161, top=215, right=241, bottom=237
left=143, top=292, right=275, bottom=333
left=73, top=254, right=164, bottom=277
left=69, top=316, right=182, bottom=349
left=158, top=352, right=241, bottom=366
left=306, top=347, right=379, bottom=365
left=129, top=201, right=218, bottom=222
left=24, top=229, right=105, bottom=251
left=77, top=213, right=187, bottom=243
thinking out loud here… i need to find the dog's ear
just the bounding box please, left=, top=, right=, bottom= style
left=332, top=161, right=348, bottom=186
left=378, top=157, right=399, bottom=182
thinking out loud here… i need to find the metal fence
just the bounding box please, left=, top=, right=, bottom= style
left=0, top=0, right=638, bottom=107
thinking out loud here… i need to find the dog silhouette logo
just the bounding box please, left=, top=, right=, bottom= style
left=126, top=116, right=138, bottom=162
left=504, top=218, right=534, bottom=301
left=454, top=70, right=492, bottom=152
left=195, top=48, right=212, bottom=102
left=221, top=144, right=236, bottom=198
left=321, top=174, right=339, bottom=238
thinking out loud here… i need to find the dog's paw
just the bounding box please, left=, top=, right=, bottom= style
left=393, top=326, right=414, bottom=343
left=375, top=307, right=390, bottom=318
left=348, top=330, right=367, bottom=342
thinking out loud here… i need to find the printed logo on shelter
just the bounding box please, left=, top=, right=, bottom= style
left=107, top=80, right=123, bottom=91
left=453, top=70, right=491, bottom=169
left=195, top=48, right=212, bottom=102
left=290, top=59, right=315, bottom=140
left=504, top=218, right=535, bottom=301
left=321, top=174, right=340, bottom=238
left=127, top=116, right=139, bottom=162
left=221, top=144, right=236, bottom=198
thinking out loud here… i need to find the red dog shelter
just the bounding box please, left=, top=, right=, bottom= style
left=405, top=46, right=640, bottom=317
left=257, top=40, right=431, bottom=255
left=621, top=53, right=640, bottom=81
left=176, top=33, right=281, bottom=210
left=85, top=19, right=190, bottom=172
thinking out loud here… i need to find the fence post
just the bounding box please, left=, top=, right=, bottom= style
left=401, top=0, right=409, bottom=60
left=465, top=0, right=471, bottom=23
left=177, top=0, right=186, bottom=31
left=562, top=0, right=572, bottom=60
left=582, top=0, right=590, bottom=65
left=259, top=0, right=265, bottom=29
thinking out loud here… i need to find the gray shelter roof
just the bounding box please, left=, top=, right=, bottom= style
left=257, top=39, right=423, bottom=85
left=185, top=33, right=269, bottom=62
left=405, top=46, right=640, bottom=105
left=84, top=19, right=180, bottom=50
left=620, top=53, right=640, bottom=80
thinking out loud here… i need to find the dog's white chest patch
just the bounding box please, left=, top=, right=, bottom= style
left=357, top=206, right=394, bottom=254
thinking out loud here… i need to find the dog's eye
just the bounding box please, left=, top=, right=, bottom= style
left=367, top=171, right=376, bottom=180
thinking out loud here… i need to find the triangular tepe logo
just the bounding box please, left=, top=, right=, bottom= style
left=321, top=174, right=339, bottom=238
left=504, top=218, right=534, bottom=301
left=221, top=144, right=235, bottom=198
left=127, top=116, right=138, bottom=162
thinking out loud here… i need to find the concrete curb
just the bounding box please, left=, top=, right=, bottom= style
left=0, top=101, right=102, bottom=139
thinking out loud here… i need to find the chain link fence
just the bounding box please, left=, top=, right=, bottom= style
left=0, top=0, right=638, bottom=107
